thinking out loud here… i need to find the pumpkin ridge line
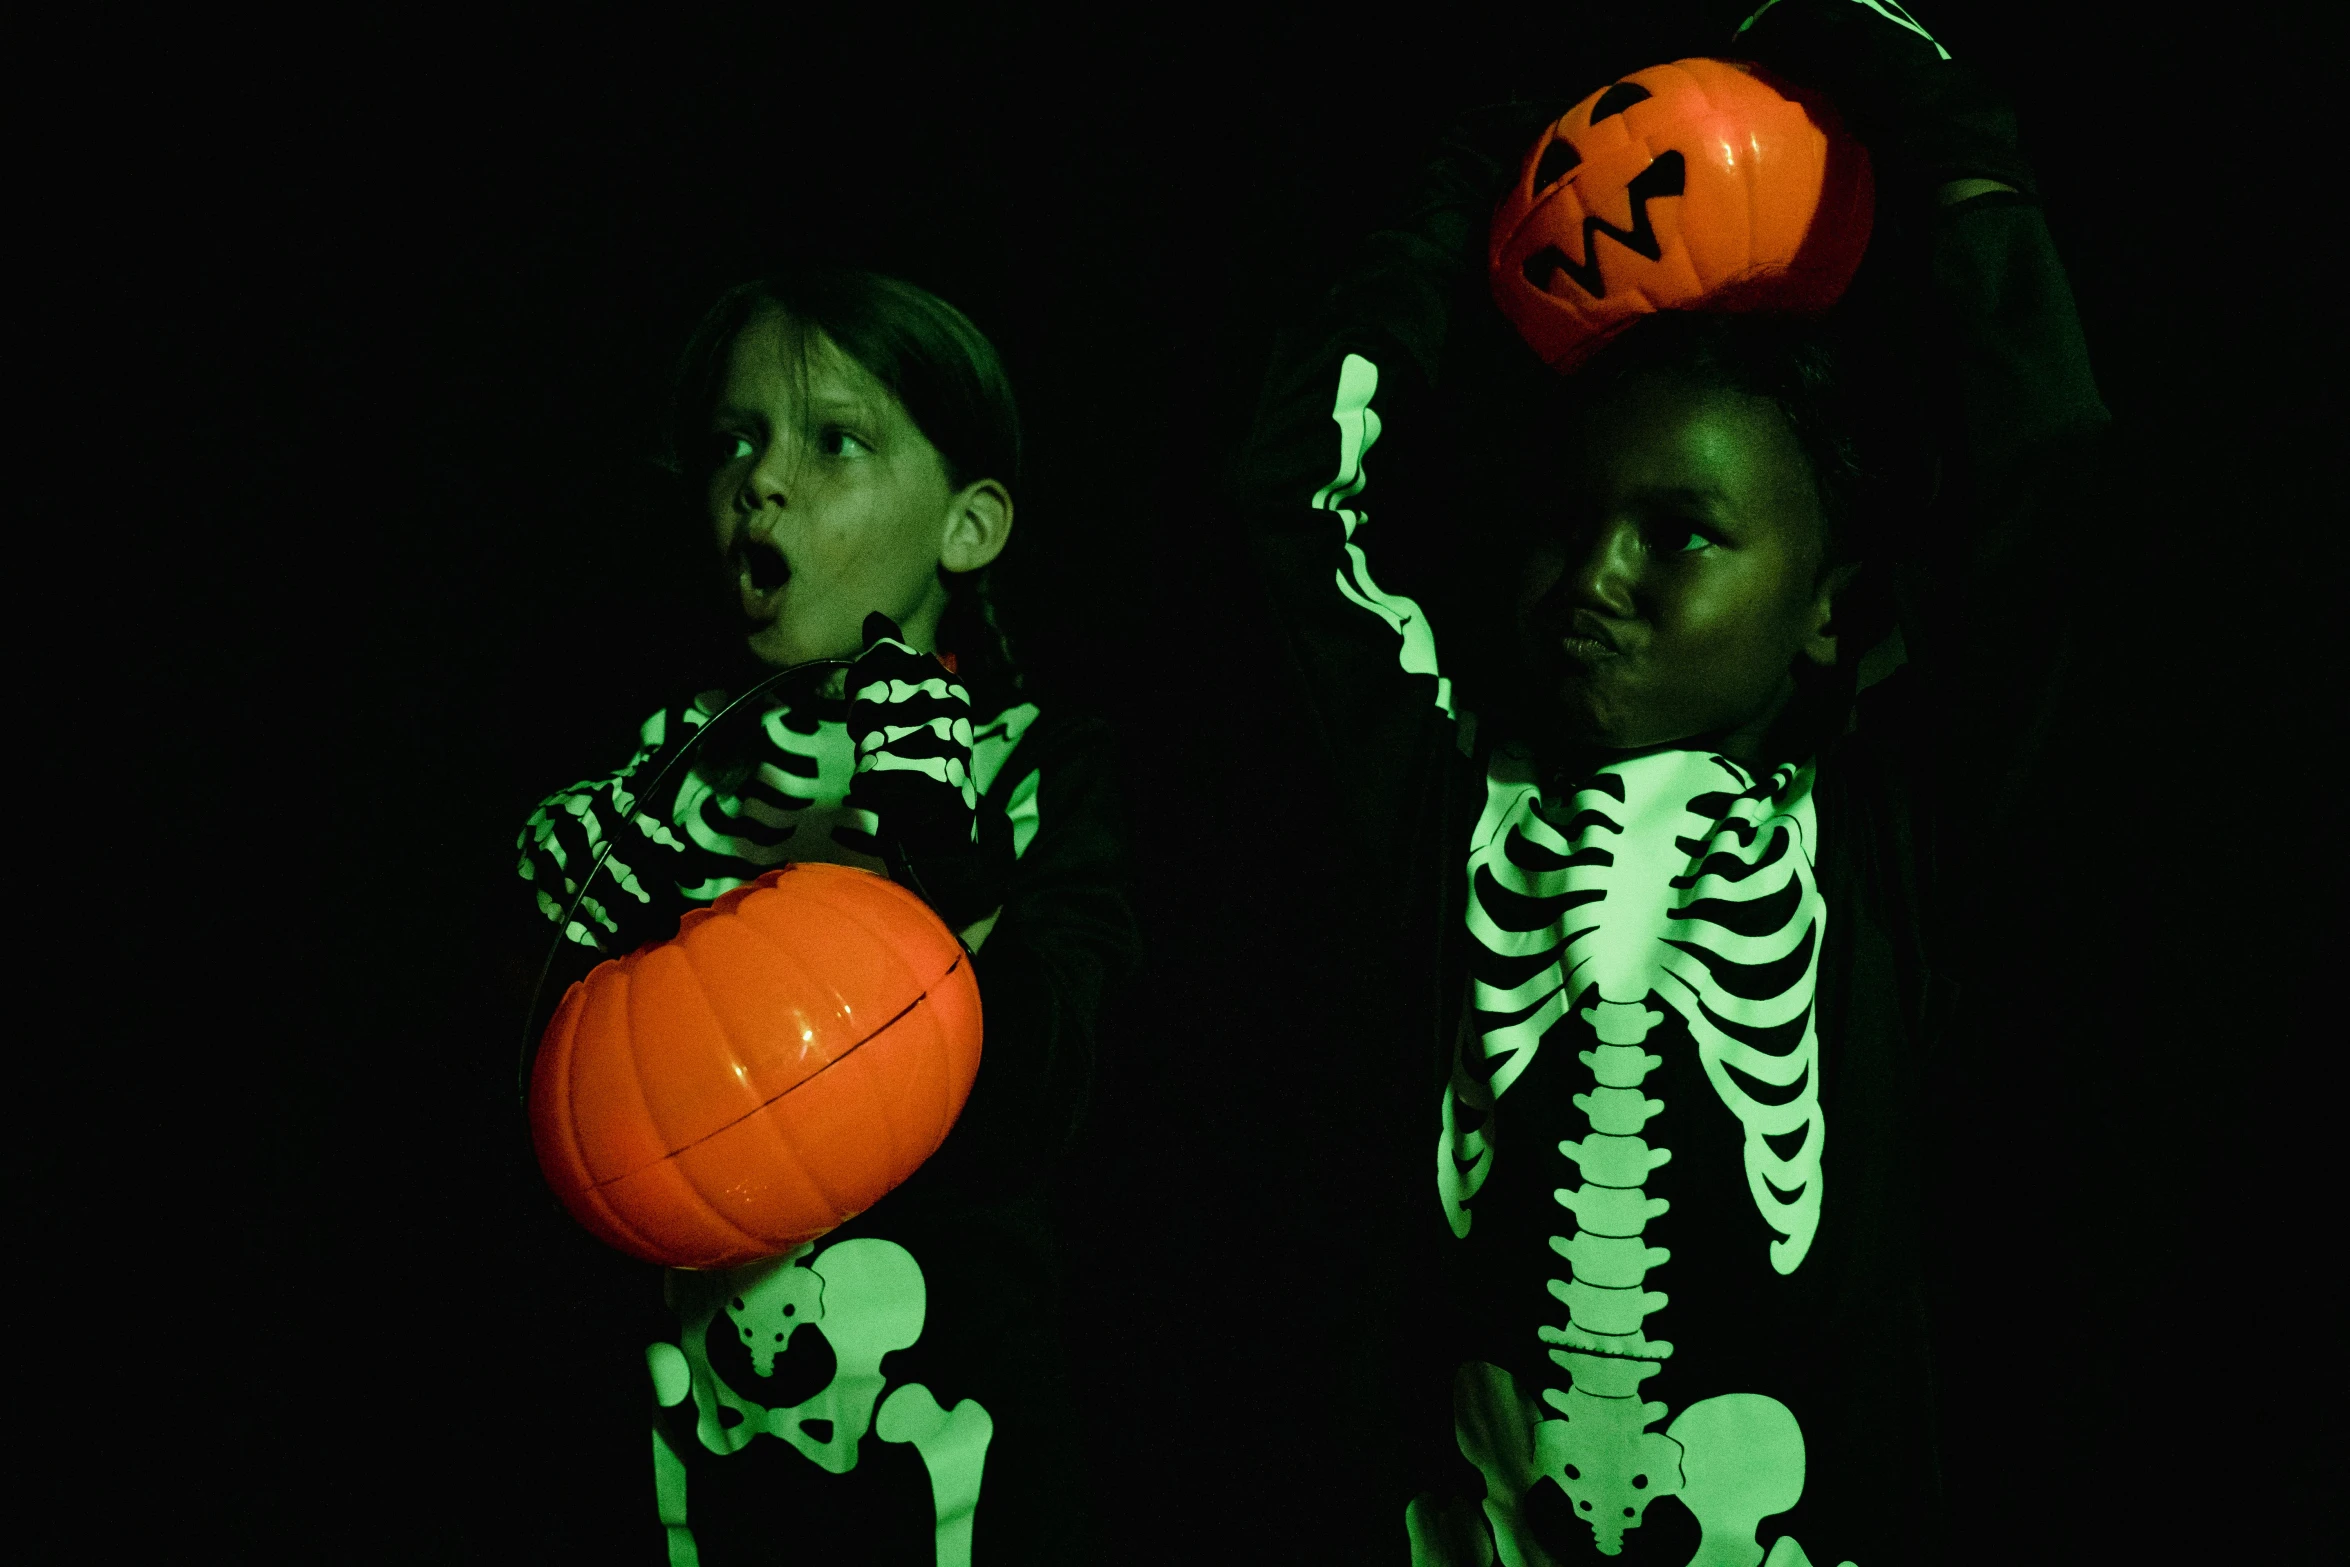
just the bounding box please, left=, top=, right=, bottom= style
left=591, top=950, right=969, bottom=1189
left=554, top=982, right=670, bottom=1258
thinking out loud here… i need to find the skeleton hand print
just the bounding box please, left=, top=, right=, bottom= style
left=648, top=1237, right=993, bottom=1566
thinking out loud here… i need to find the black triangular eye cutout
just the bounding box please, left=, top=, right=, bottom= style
left=1534, top=137, right=1582, bottom=192
left=1590, top=81, right=1652, bottom=122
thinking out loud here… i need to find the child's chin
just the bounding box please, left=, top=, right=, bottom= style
left=745, top=623, right=812, bottom=669
left=1539, top=689, right=1636, bottom=750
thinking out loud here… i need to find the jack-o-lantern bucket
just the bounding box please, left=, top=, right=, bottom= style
left=528, top=863, right=982, bottom=1270
left=1490, top=57, right=1874, bottom=373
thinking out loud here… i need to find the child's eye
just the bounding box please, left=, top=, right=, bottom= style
left=818, top=426, right=873, bottom=459
left=715, top=432, right=755, bottom=463
left=1646, top=522, right=1712, bottom=556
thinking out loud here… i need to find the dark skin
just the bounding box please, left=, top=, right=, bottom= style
left=1512, top=370, right=1858, bottom=784
left=1509, top=178, right=2008, bottom=787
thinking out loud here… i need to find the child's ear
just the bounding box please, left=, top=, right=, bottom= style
left=940, top=479, right=1014, bottom=575
left=1800, top=561, right=1865, bottom=669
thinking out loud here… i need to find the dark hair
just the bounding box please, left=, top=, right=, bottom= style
left=663, top=265, right=1027, bottom=696
left=1571, top=311, right=1873, bottom=570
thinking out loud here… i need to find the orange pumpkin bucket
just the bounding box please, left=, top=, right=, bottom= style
left=527, top=862, right=982, bottom=1270
left=1490, top=57, right=1875, bottom=373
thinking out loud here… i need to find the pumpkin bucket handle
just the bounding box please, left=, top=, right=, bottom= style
left=516, top=656, right=855, bottom=1113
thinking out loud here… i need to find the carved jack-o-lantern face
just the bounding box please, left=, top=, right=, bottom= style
left=1489, top=57, right=1874, bottom=373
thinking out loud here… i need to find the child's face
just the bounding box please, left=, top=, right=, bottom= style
left=706, top=311, right=964, bottom=668
left=1512, top=372, right=1844, bottom=765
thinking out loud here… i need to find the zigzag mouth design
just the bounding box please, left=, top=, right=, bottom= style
left=1522, top=150, right=1688, bottom=301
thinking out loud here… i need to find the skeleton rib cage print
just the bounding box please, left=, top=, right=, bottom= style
left=1436, top=747, right=1838, bottom=1563
left=1440, top=747, right=1829, bottom=1277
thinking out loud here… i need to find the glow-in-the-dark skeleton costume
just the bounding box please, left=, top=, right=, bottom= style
left=1235, top=86, right=2105, bottom=1567
left=518, top=670, right=1137, bottom=1566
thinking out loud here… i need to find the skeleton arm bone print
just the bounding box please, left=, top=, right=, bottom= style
left=1312, top=353, right=1458, bottom=722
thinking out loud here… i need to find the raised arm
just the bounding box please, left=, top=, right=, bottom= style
left=1233, top=103, right=1566, bottom=900
left=1735, top=0, right=2112, bottom=845
left=1914, top=185, right=2108, bottom=835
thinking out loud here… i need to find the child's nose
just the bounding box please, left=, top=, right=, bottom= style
left=1564, top=523, right=1641, bottom=615
left=741, top=450, right=794, bottom=515
left=737, top=482, right=790, bottom=545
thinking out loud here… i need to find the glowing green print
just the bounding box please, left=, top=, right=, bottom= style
left=877, top=1383, right=995, bottom=1565
left=648, top=1341, right=700, bottom=1567
left=1419, top=749, right=1854, bottom=1566
left=647, top=1239, right=993, bottom=1564
left=1313, top=353, right=1458, bottom=721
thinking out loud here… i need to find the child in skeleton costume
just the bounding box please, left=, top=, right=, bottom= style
left=1237, top=5, right=2104, bottom=1564
left=517, top=269, right=1137, bottom=1566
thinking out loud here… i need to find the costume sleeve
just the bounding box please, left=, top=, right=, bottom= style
left=1232, top=108, right=1554, bottom=931
left=915, top=712, right=1140, bottom=1198
left=1892, top=190, right=2112, bottom=860
left=516, top=698, right=1137, bottom=1195
left=514, top=694, right=731, bottom=959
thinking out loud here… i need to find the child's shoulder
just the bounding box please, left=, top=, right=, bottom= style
left=970, top=690, right=1124, bottom=791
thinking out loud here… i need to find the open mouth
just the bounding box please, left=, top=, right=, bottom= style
left=737, top=539, right=792, bottom=620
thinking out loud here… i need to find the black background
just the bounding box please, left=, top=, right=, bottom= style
left=100, top=4, right=2332, bottom=1560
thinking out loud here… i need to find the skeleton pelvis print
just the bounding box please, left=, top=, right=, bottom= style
left=650, top=1238, right=993, bottom=1566
left=1422, top=749, right=1853, bottom=1567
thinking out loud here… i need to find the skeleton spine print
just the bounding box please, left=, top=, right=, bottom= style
left=1430, top=747, right=1846, bottom=1566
